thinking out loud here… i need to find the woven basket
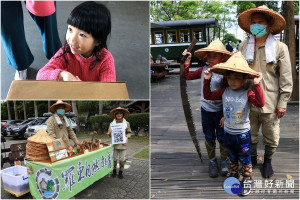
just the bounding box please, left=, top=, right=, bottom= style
left=26, top=129, right=54, bottom=161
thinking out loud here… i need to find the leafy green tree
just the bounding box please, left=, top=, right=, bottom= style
left=233, top=1, right=279, bottom=17
left=151, top=1, right=204, bottom=21
left=201, top=1, right=236, bottom=40
left=151, top=1, right=236, bottom=40
left=224, top=33, right=238, bottom=44
left=46, top=180, right=55, bottom=191
left=1, top=102, right=8, bottom=120
left=295, top=1, right=299, bottom=14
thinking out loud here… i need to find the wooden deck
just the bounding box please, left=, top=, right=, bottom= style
left=151, top=75, right=299, bottom=199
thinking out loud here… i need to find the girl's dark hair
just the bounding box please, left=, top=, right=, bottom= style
left=226, top=70, right=248, bottom=78
left=59, top=1, right=111, bottom=69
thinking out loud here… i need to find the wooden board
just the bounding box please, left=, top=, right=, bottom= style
left=151, top=75, right=299, bottom=199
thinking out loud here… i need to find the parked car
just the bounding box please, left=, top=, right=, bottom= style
left=1, top=120, right=24, bottom=136
left=25, top=114, right=78, bottom=138
left=10, top=117, right=47, bottom=139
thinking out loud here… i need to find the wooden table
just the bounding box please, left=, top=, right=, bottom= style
left=151, top=63, right=168, bottom=79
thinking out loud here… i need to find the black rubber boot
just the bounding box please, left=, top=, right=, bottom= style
left=251, top=156, right=257, bottom=168
left=111, top=169, right=117, bottom=178
left=263, top=157, right=274, bottom=178
left=209, top=159, right=218, bottom=178
left=119, top=170, right=124, bottom=179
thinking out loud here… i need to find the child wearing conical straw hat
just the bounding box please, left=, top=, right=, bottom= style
left=203, top=52, right=265, bottom=196
left=182, top=40, right=232, bottom=178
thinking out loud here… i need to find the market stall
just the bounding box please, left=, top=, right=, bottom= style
left=26, top=145, right=113, bottom=199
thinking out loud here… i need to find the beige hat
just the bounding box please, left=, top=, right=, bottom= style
left=49, top=100, right=72, bottom=113
left=238, top=5, right=286, bottom=35
left=109, top=107, right=130, bottom=119
left=211, top=52, right=259, bottom=79
left=194, top=40, right=232, bottom=61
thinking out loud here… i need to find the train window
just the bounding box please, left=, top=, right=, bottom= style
left=193, top=29, right=203, bottom=41
left=154, top=31, right=164, bottom=44
left=180, top=29, right=190, bottom=43
left=167, top=30, right=177, bottom=43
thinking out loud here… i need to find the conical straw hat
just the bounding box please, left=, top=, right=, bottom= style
left=49, top=100, right=72, bottom=113
left=238, top=5, right=286, bottom=35
left=27, top=129, right=55, bottom=144
left=109, top=107, right=130, bottom=119
left=194, top=40, right=232, bottom=61
left=211, top=52, right=259, bottom=79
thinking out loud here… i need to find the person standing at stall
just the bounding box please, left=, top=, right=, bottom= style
left=108, top=107, right=132, bottom=179
left=237, top=6, right=293, bottom=178
left=47, top=100, right=80, bottom=148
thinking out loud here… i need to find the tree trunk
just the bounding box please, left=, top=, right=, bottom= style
left=99, top=101, right=103, bottom=115
left=283, top=1, right=298, bottom=100
left=13, top=101, right=18, bottom=120
left=71, top=101, right=79, bottom=124
left=23, top=101, right=27, bottom=120
left=7, top=101, right=12, bottom=120
left=34, top=101, right=38, bottom=117
left=48, top=101, right=51, bottom=111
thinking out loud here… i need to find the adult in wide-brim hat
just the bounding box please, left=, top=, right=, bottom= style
left=238, top=5, right=285, bottom=35
left=49, top=100, right=72, bottom=113
left=237, top=5, right=293, bottom=181
left=211, top=52, right=259, bottom=79
left=47, top=100, right=79, bottom=148
left=194, top=40, right=232, bottom=62
left=109, top=107, right=130, bottom=119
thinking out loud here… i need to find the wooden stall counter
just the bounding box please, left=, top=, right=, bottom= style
left=26, top=145, right=113, bottom=199
left=6, top=80, right=129, bottom=100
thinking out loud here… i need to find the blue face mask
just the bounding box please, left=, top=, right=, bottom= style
left=57, top=109, right=65, bottom=116
left=250, top=24, right=267, bottom=38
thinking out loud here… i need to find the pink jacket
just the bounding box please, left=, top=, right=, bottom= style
left=26, top=0, right=55, bottom=17
left=36, top=48, right=116, bottom=82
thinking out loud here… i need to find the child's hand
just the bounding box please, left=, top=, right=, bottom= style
left=219, top=116, right=225, bottom=128
left=123, top=137, right=128, bottom=146
left=253, top=72, right=262, bottom=84
left=182, top=49, right=192, bottom=64
left=203, top=69, right=212, bottom=79
left=59, top=71, right=82, bottom=81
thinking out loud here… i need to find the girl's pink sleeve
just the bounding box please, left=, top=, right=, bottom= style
left=99, top=52, right=116, bottom=82
left=36, top=49, right=66, bottom=80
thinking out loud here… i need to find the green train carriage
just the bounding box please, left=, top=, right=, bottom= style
left=151, top=18, right=219, bottom=63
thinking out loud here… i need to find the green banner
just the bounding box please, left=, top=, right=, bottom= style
left=26, top=145, right=113, bottom=199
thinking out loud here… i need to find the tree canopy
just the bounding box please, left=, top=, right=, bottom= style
left=151, top=1, right=236, bottom=40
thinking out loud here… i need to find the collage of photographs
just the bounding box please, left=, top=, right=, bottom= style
left=0, top=0, right=299, bottom=199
